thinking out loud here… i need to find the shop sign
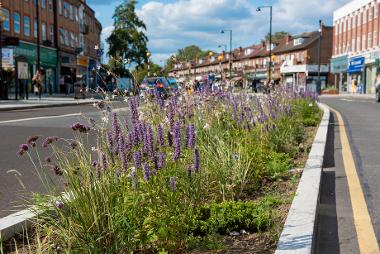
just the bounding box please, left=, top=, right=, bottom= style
left=77, top=55, right=89, bottom=67
left=347, top=56, right=364, bottom=73
left=14, top=42, right=57, bottom=67
left=330, top=55, right=348, bottom=73
left=17, top=61, right=29, bottom=80
left=1, top=48, right=14, bottom=69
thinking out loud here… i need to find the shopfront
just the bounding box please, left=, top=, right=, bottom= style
left=60, top=51, right=77, bottom=94
left=7, top=42, right=57, bottom=98
left=347, top=56, right=365, bottom=93
left=364, top=51, right=380, bottom=94
left=331, top=55, right=348, bottom=93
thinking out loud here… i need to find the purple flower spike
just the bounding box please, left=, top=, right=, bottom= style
left=157, top=124, right=165, bottom=146
left=194, top=148, right=200, bottom=173
left=106, top=131, right=114, bottom=153
left=100, top=152, right=108, bottom=171
left=158, top=152, right=165, bottom=169
left=167, top=131, right=173, bottom=147
left=143, top=163, right=151, bottom=181
left=130, top=169, right=137, bottom=189
left=186, top=124, right=196, bottom=149
left=169, top=176, right=176, bottom=191
left=111, top=112, right=121, bottom=141
left=133, top=151, right=142, bottom=168
left=173, top=121, right=181, bottom=161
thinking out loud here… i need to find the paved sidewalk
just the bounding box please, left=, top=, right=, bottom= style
left=0, top=97, right=97, bottom=111
left=320, top=93, right=376, bottom=99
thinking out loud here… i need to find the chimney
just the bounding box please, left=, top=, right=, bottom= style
left=285, top=35, right=292, bottom=45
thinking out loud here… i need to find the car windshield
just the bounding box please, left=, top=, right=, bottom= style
left=144, top=77, right=169, bottom=87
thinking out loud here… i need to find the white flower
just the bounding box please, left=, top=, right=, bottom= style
left=124, top=98, right=129, bottom=103
left=102, top=116, right=108, bottom=123
left=203, top=123, right=211, bottom=130
left=91, top=147, right=97, bottom=152
left=309, top=103, right=313, bottom=107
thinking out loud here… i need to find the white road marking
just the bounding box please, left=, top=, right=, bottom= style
left=0, top=107, right=129, bottom=124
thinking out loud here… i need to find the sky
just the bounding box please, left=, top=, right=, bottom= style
left=87, top=0, right=352, bottom=65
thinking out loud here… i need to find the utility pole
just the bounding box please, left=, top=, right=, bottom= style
left=0, top=1, right=3, bottom=99
left=317, top=19, right=322, bottom=94
left=36, top=0, right=41, bottom=72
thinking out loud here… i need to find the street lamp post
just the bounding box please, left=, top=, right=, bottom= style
left=256, top=6, right=272, bottom=87
left=0, top=2, right=4, bottom=99
left=218, top=44, right=227, bottom=52
left=317, top=20, right=322, bottom=94
left=221, top=29, right=232, bottom=79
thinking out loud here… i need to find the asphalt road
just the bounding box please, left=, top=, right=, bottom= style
left=317, top=96, right=380, bottom=253
left=0, top=102, right=128, bottom=218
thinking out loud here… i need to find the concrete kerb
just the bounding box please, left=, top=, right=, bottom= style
left=275, top=103, right=330, bottom=254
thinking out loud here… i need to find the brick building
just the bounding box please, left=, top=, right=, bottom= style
left=170, top=26, right=333, bottom=92
left=332, top=0, right=380, bottom=94
left=0, top=0, right=101, bottom=99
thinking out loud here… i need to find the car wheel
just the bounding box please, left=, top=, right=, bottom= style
left=377, top=91, right=380, bottom=102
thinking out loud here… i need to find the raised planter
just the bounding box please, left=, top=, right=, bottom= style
left=275, top=103, right=330, bottom=254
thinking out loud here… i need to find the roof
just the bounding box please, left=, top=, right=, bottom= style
left=273, top=31, right=320, bottom=54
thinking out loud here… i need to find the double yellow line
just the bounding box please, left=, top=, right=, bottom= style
left=330, top=107, right=379, bottom=254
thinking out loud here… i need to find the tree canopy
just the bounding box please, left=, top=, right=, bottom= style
left=164, top=45, right=211, bottom=73
left=265, top=31, right=290, bottom=42
left=107, top=0, right=149, bottom=76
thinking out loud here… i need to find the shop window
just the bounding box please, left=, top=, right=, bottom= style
left=357, top=37, right=361, bottom=51
left=369, top=7, right=373, bottom=21
left=374, top=31, right=378, bottom=46
left=24, top=16, right=30, bottom=36
left=64, top=30, right=69, bottom=46
left=368, top=33, right=372, bottom=48
left=50, top=25, right=54, bottom=43
left=59, top=28, right=64, bottom=44
left=74, top=7, right=78, bottom=22
left=42, top=22, right=46, bottom=41
left=70, top=32, right=75, bottom=48
left=41, top=0, right=46, bottom=8
left=14, top=12, right=20, bottom=34
left=352, top=38, right=356, bottom=52
left=2, top=9, right=10, bottom=31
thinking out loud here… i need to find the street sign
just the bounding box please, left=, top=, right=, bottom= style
left=17, top=61, right=29, bottom=80
left=2, top=48, right=14, bottom=69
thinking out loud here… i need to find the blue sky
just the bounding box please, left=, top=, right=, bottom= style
left=87, top=0, right=351, bottom=65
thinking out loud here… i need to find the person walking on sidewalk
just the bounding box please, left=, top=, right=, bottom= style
left=32, top=70, right=42, bottom=99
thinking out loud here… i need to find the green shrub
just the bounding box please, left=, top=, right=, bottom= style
left=265, top=152, right=293, bottom=179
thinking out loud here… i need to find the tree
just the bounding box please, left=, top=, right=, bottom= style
left=164, top=45, right=211, bottom=73
left=107, top=0, right=149, bottom=76
left=265, top=31, right=290, bottom=42
left=132, top=63, right=163, bottom=84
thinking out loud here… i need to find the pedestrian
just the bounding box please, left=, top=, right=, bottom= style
left=32, top=69, right=42, bottom=99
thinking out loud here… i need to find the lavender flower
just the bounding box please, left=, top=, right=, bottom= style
left=143, top=163, right=151, bottom=181
left=145, top=125, right=154, bottom=157
left=100, top=152, right=108, bottom=171
left=71, top=122, right=90, bottom=133
left=17, top=144, right=29, bottom=156
left=42, top=136, right=59, bottom=148
left=169, top=177, right=176, bottom=191
left=186, top=124, right=196, bottom=148
left=173, top=121, right=181, bottom=161
left=194, top=148, right=200, bottom=173
left=129, top=97, right=139, bottom=125
left=106, top=130, right=114, bottom=153
left=130, top=168, right=137, bottom=189
left=157, top=152, right=165, bottom=169
left=167, top=131, right=173, bottom=147
left=111, top=112, right=120, bottom=141
left=157, top=124, right=165, bottom=146
left=133, top=151, right=142, bottom=168
left=118, top=132, right=127, bottom=173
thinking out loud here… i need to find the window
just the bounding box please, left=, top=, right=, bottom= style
left=64, top=2, right=69, bottom=18
left=368, top=32, right=372, bottom=48
left=2, top=9, right=10, bottom=31
left=363, top=10, right=367, bottom=24
left=335, top=23, right=338, bottom=35
left=74, top=7, right=78, bottom=22
left=358, top=13, right=362, bottom=26
left=70, top=32, right=75, bottom=47
left=352, top=38, right=356, bottom=52
left=357, top=36, right=361, bottom=50
left=362, top=35, right=366, bottom=50
left=75, top=35, right=79, bottom=47
left=42, top=22, right=46, bottom=41
left=376, top=6, right=378, bottom=18
left=343, top=20, right=346, bottom=32
left=369, top=7, right=373, bottom=21
left=41, top=0, right=46, bottom=8
left=14, top=12, right=20, bottom=34
left=374, top=31, right=378, bottom=46
left=348, top=18, right=351, bottom=30
left=34, top=20, right=38, bottom=38
left=64, top=30, right=69, bottom=46
left=293, top=38, right=304, bottom=46
left=59, top=28, right=64, bottom=44
left=69, top=5, right=74, bottom=20
left=49, top=0, right=53, bottom=12
left=353, top=15, right=356, bottom=28
left=24, top=16, right=30, bottom=36
left=50, top=25, right=54, bottom=42
left=58, top=0, right=62, bottom=15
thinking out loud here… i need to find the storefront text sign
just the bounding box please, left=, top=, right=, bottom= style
left=347, top=56, right=364, bottom=73
left=1, top=48, right=14, bottom=69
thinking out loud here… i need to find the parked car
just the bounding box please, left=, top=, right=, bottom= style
left=139, top=77, right=170, bottom=98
